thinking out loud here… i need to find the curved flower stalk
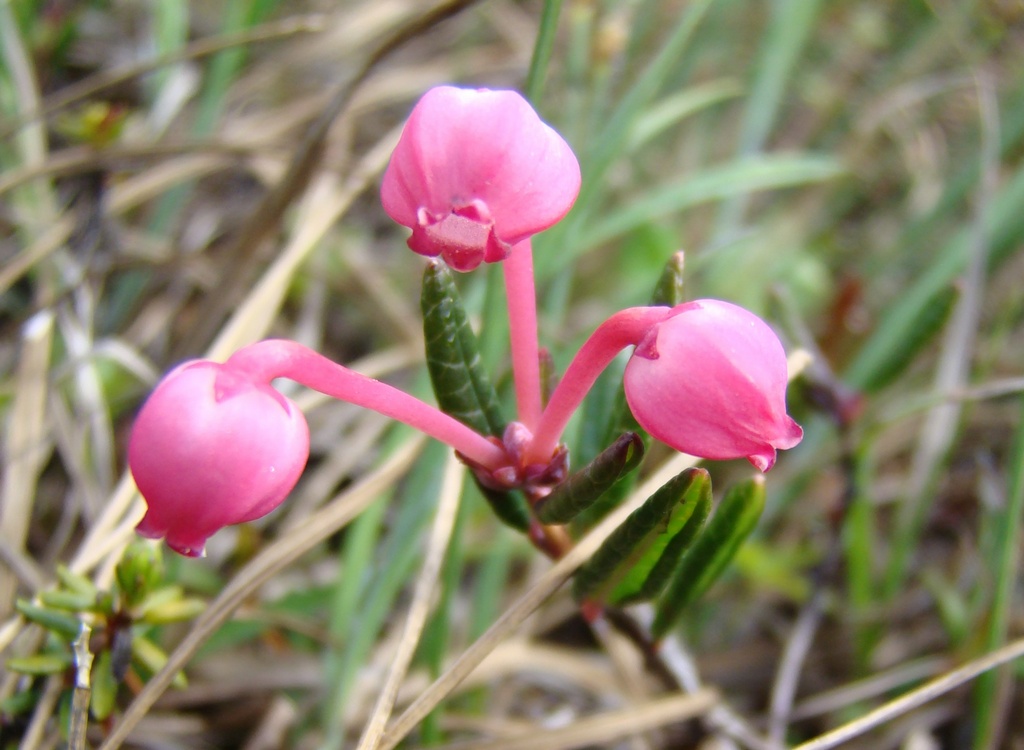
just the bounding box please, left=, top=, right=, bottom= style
left=525, top=301, right=803, bottom=472
left=381, top=85, right=581, bottom=431
left=129, top=340, right=510, bottom=556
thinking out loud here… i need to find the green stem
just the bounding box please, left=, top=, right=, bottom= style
left=971, top=395, right=1024, bottom=749
left=524, top=0, right=565, bottom=102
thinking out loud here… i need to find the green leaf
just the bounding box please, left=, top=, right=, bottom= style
left=55, top=565, right=97, bottom=599
left=472, top=482, right=532, bottom=532
left=132, top=635, right=187, bottom=689
left=650, top=251, right=687, bottom=307
left=39, top=589, right=97, bottom=612
left=572, top=468, right=711, bottom=607
left=420, top=261, right=531, bottom=531
left=6, top=653, right=73, bottom=676
left=582, top=154, right=844, bottom=249
left=132, top=585, right=184, bottom=618
left=138, top=597, right=206, bottom=625
left=0, top=688, right=38, bottom=716
left=15, top=599, right=81, bottom=639
left=652, top=476, right=767, bottom=638
left=421, top=260, right=505, bottom=436
left=90, top=650, right=118, bottom=720
left=611, top=483, right=711, bottom=605
left=536, top=433, right=645, bottom=524
left=858, top=283, right=959, bottom=393
left=115, top=539, right=164, bottom=609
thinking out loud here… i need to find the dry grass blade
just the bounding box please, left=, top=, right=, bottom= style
left=0, top=13, right=331, bottom=142
left=355, top=455, right=465, bottom=750
left=792, top=636, right=1024, bottom=750
left=378, top=452, right=701, bottom=750
left=0, top=141, right=282, bottom=199
left=178, top=0, right=485, bottom=355
left=789, top=657, right=947, bottom=722
left=0, top=311, right=55, bottom=617
left=207, top=130, right=400, bottom=358
left=96, top=437, right=425, bottom=750
left=420, top=690, right=718, bottom=750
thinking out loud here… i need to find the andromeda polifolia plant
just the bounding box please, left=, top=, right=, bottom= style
left=128, top=84, right=803, bottom=631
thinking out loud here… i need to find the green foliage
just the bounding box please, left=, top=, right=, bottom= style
left=421, top=260, right=506, bottom=436
left=421, top=259, right=532, bottom=531
left=536, top=433, right=644, bottom=524
left=572, top=468, right=711, bottom=608
left=652, top=476, right=766, bottom=638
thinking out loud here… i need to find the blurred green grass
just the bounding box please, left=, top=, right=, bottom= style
left=2, top=0, right=1024, bottom=747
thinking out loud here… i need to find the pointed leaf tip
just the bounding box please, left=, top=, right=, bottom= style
left=572, top=467, right=711, bottom=606
left=536, top=433, right=645, bottom=525
left=651, top=476, right=766, bottom=637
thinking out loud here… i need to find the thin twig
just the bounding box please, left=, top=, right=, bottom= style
left=792, top=636, right=1024, bottom=750
left=355, top=456, right=464, bottom=750
left=789, top=656, right=947, bottom=722
left=69, top=623, right=94, bottom=750
left=0, top=13, right=331, bottom=141
left=766, top=589, right=827, bottom=744
left=419, top=691, right=719, bottom=750
left=0, top=140, right=284, bottom=199
left=175, top=0, right=485, bottom=356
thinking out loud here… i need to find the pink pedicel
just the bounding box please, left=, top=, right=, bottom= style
left=380, top=86, right=581, bottom=272
left=129, top=361, right=310, bottom=557
left=624, top=300, right=804, bottom=472
left=130, top=340, right=510, bottom=556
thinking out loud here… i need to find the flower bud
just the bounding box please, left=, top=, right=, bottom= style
left=128, top=361, right=309, bottom=557
left=624, top=300, right=802, bottom=471
left=381, top=86, right=581, bottom=271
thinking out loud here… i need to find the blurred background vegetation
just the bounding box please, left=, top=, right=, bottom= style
left=2, top=0, right=1024, bottom=748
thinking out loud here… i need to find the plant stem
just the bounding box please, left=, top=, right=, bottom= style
left=225, top=339, right=508, bottom=470
left=503, top=240, right=543, bottom=430
left=526, top=306, right=671, bottom=464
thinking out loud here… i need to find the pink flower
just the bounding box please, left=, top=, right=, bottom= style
left=380, top=86, right=581, bottom=271
left=128, top=361, right=309, bottom=557
left=624, top=300, right=803, bottom=471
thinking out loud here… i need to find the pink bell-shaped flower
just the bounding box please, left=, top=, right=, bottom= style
left=380, top=86, right=581, bottom=271
left=128, top=360, right=310, bottom=557
left=624, top=300, right=803, bottom=471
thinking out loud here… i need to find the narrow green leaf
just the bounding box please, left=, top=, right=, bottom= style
left=132, top=635, right=187, bottom=689
left=582, top=154, right=844, bottom=249
left=15, top=599, right=81, bottom=639
left=39, top=589, right=97, bottom=612
left=421, top=261, right=531, bottom=531
left=473, top=482, right=532, bottom=532
left=652, top=476, right=766, bottom=638
left=611, top=485, right=711, bottom=605
left=651, top=251, right=687, bottom=307
left=115, top=539, right=164, bottom=609
left=537, top=433, right=645, bottom=524
left=90, top=650, right=118, bottom=721
left=421, top=260, right=506, bottom=436
left=139, top=597, right=206, bottom=625
left=572, top=468, right=711, bottom=606
left=0, top=688, right=38, bottom=716
left=55, top=564, right=97, bottom=599
left=6, top=653, right=73, bottom=676
left=132, top=585, right=184, bottom=619
left=858, top=283, right=959, bottom=393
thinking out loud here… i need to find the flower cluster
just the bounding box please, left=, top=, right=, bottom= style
left=128, top=85, right=802, bottom=557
